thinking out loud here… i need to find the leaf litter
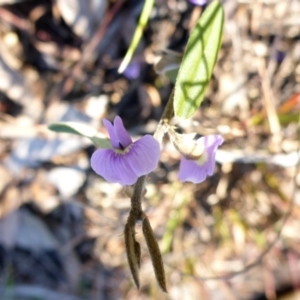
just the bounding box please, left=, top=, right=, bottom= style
left=0, top=0, right=299, bottom=299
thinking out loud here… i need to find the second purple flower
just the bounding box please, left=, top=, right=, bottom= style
left=91, top=116, right=160, bottom=186
left=178, top=135, right=224, bottom=183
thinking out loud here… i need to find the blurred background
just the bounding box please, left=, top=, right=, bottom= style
left=0, top=0, right=300, bottom=299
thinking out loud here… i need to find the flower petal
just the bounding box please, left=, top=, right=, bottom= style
left=189, top=0, right=208, bottom=6
left=91, top=149, right=138, bottom=186
left=125, top=135, right=160, bottom=176
left=178, top=157, right=207, bottom=183
left=113, top=154, right=139, bottom=185
left=178, top=135, right=224, bottom=183
left=197, top=135, right=224, bottom=175
left=103, top=119, right=119, bottom=148
left=123, top=60, right=141, bottom=80
left=91, top=149, right=118, bottom=181
left=197, top=134, right=224, bottom=150
left=114, top=116, right=132, bottom=148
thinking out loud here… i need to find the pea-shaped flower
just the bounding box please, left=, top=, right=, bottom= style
left=178, top=135, right=223, bottom=183
left=91, top=116, right=160, bottom=186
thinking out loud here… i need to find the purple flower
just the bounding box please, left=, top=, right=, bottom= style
left=189, top=0, right=208, bottom=6
left=178, top=135, right=223, bottom=183
left=91, top=116, right=160, bottom=186
left=123, top=60, right=141, bottom=80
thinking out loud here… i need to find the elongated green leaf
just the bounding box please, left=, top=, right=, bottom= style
left=48, top=122, right=111, bottom=148
left=118, top=0, right=154, bottom=73
left=173, top=1, right=224, bottom=119
left=49, top=122, right=96, bottom=137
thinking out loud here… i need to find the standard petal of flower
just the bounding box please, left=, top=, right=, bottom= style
left=91, top=149, right=138, bottom=186
left=178, top=157, right=207, bottom=183
left=114, top=116, right=132, bottom=148
left=126, top=135, right=160, bottom=176
left=113, top=154, right=139, bottom=185
left=91, top=149, right=118, bottom=181
left=103, top=119, right=119, bottom=148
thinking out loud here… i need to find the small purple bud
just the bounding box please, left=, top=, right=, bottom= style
left=123, top=60, right=141, bottom=80
left=276, top=51, right=285, bottom=63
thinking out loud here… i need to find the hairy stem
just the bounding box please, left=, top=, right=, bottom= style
left=125, top=89, right=174, bottom=290
left=130, top=89, right=174, bottom=214
left=130, top=176, right=145, bottom=217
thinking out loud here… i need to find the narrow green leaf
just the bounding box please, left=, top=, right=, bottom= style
left=90, top=136, right=112, bottom=149
left=48, top=122, right=111, bottom=148
left=118, top=0, right=154, bottom=73
left=173, top=1, right=224, bottom=119
left=48, top=122, right=97, bottom=137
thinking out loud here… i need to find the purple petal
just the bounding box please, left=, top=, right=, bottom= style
left=91, top=148, right=138, bottom=186
left=178, top=157, right=207, bottom=183
left=123, top=60, right=141, bottom=80
left=189, top=0, right=208, bottom=6
left=178, top=135, right=224, bottom=183
left=113, top=154, right=139, bottom=185
left=103, top=119, right=119, bottom=148
left=114, top=116, right=132, bottom=148
left=197, top=135, right=224, bottom=175
left=125, top=135, right=160, bottom=176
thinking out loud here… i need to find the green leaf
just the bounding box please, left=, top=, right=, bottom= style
left=165, top=68, right=179, bottom=83
left=48, top=122, right=111, bottom=148
left=173, top=1, right=224, bottom=119
left=118, top=0, right=154, bottom=73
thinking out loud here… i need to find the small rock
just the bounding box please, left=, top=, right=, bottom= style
left=47, top=167, right=86, bottom=199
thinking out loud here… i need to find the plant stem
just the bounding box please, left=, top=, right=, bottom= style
left=130, top=89, right=175, bottom=216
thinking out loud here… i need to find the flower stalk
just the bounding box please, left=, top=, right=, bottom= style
left=90, top=87, right=222, bottom=290
left=123, top=90, right=175, bottom=291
